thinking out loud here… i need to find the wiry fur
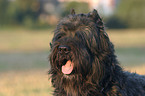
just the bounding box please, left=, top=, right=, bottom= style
left=49, top=9, right=145, bottom=96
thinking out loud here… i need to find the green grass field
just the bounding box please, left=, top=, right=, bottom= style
left=0, top=29, right=145, bottom=96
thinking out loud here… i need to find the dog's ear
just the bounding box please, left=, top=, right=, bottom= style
left=88, top=9, right=104, bottom=29
left=89, top=9, right=100, bottom=20
left=89, top=9, right=108, bottom=37
left=70, top=8, right=75, bottom=15
left=89, top=10, right=110, bottom=51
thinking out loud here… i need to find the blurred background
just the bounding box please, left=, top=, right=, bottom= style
left=0, top=0, right=145, bottom=96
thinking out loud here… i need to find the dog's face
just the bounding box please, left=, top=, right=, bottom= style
left=49, top=10, right=112, bottom=78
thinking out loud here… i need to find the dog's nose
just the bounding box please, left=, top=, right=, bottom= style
left=58, top=45, right=70, bottom=54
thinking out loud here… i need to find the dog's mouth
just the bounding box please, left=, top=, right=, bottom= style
left=61, top=60, right=74, bottom=75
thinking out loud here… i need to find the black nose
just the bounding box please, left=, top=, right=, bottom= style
left=58, top=45, right=70, bottom=54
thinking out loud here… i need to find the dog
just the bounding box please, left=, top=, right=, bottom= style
left=49, top=9, right=145, bottom=96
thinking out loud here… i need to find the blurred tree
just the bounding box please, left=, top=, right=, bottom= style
left=0, top=0, right=41, bottom=28
left=116, top=0, right=145, bottom=28
left=14, top=0, right=40, bottom=27
left=0, top=0, right=9, bottom=25
left=61, top=1, right=90, bottom=17
left=105, top=16, right=127, bottom=29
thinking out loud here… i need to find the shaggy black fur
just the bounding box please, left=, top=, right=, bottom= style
left=49, top=9, right=145, bottom=96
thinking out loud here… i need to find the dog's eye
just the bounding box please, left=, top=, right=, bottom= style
left=57, top=36, right=61, bottom=40
left=75, top=32, right=84, bottom=41
left=55, top=35, right=62, bottom=41
left=55, top=33, right=66, bottom=40
left=75, top=32, right=81, bottom=38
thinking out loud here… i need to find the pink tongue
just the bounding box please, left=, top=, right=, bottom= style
left=62, top=60, right=73, bottom=74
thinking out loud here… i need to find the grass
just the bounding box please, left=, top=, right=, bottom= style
left=108, top=29, right=145, bottom=48
left=0, top=51, right=49, bottom=71
left=0, top=29, right=145, bottom=96
left=0, top=70, right=53, bottom=96
left=0, top=29, right=53, bottom=52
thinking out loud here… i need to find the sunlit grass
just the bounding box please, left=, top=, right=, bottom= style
left=125, top=64, right=145, bottom=75
left=108, top=29, right=145, bottom=48
left=0, top=70, right=53, bottom=96
left=0, top=29, right=53, bottom=52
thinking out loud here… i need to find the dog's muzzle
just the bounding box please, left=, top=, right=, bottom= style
left=57, top=45, right=73, bottom=75
left=58, top=45, right=70, bottom=54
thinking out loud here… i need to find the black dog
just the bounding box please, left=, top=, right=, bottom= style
left=49, top=9, right=145, bottom=96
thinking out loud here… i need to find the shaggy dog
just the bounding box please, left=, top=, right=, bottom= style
left=49, top=9, right=145, bottom=96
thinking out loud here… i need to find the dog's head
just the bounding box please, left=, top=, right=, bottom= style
left=49, top=9, right=114, bottom=79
